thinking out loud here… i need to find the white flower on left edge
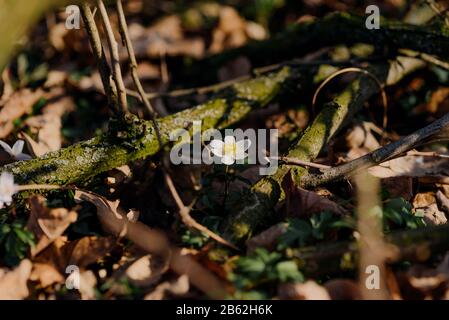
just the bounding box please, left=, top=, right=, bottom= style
left=208, top=136, right=251, bottom=165
left=0, top=172, right=18, bottom=209
left=0, top=140, right=32, bottom=161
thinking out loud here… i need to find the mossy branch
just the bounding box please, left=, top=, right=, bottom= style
left=181, top=12, right=449, bottom=84
left=1, top=67, right=295, bottom=185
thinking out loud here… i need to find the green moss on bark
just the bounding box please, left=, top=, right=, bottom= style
left=1, top=67, right=293, bottom=185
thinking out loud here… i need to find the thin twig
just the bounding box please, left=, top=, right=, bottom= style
left=312, top=67, right=388, bottom=131
left=406, top=150, right=449, bottom=159
left=164, top=172, right=238, bottom=250
left=425, top=0, right=449, bottom=26
left=125, top=57, right=382, bottom=101
left=116, top=0, right=161, bottom=141
left=271, top=156, right=331, bottom=170
left=301, top=111, right=449, bottom=187
left=80, top=3, right=118, bottom=113
left=97, top=0, right=128, bottom=113
left=399, top=49, right=449, bottom=71
left=126, top=75, right=251, bottom=100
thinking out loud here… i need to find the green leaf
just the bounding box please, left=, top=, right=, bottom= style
left=275, top=261, right=304, bottom=282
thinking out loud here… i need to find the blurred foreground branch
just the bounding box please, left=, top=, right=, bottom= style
left=294, top=223, right=449, bottom=277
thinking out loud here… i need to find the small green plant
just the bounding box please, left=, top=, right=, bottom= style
left=0, top=216, right=34, bottom=266
left=229, top=248, right=303, bottom=291
left=383, top=197, right=426, bottom=231
left=277, top=211, right=354, bottom=249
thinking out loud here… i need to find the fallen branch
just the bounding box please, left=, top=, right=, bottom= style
left=181, top=12, right=449, bottom=84
left=1, top=66, right=295, bottom=185
left=301, top=111, right=449, bottom=188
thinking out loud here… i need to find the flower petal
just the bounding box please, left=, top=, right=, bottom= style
left=221, top=154, right=235, bottom=165
left=0, top=172, right=16, bottom=191
left=15, top=153, right=32, bottom=161
left=0, top=140, right=13, bottom=155
left=12, top=140, right=25, bottom=156
left=236, top=139, right=251, bottom=152
left=208, top=140, right=224, bottom=157
left=235, top=149, right=247, bottom=161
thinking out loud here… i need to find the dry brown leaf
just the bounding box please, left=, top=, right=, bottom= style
left=0, top=88, right=44, bottom=138
left=27, top=195, right=77, bottom=256
left=77, top=72, right=104, bottom=93
left=0, top=67, right=13, bottom=103
left=439, top=185, right=449, bottom=198
left=436, top=190, right=449, bottom=216
left=245, top=21, right=267, bottom=40
left=78, top=270, right=97, bottom=300
left=128, top=16, right=205, bottom=59
left=209, top=7, right=247, bottom=54
left=278, top=281, right=331, bottom=300
left=48, top=23, right=69, bottom=51
left=105, top=248, right=166, bottom=296
left=346, top=122, right=380, bottom=160
left=20, top=132, right=49, bottom=157
left=369, top=156, right=449, bottom=178
left=44, top=70, right=68, bottom=88
left=0, top=259, right=32, bottom=299
left=144, top=274, right=189, bottom=300
left=30, top=262, right=64, bottom=288
left=124, top=62, right=160, bottom=87
left=74, top=190, right=226, bottom=298
left=25, top=95, right=75, bottom=153
left=74, top=190, right=170, bottom=253
left=63, top=236, right=116, bottom=269
left=265, top=108, right=309, bottom=137
left=122, top=254, right=165, bottom=287
left=413, top=193, right=447, bottom=226
left=282, top=171, right=348, bottom=218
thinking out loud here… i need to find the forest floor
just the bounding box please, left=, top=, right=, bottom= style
left=1, top=0, right=449, bottom=300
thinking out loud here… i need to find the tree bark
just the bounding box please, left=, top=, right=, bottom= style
left=1, top=67, right=297, bottom=184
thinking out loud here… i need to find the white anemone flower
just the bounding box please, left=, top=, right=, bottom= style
left=208, top=136, right=251, bottom=165
left=0, top=140, right=32, bottom=161
left=0, top=172, right=18, bottom=209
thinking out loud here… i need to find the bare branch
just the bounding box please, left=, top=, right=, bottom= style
left=80, top=3, right=118, bottom=112
left=97, top=0, right=128, bottom=113
left=301, top=112, right=449, bottom=188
